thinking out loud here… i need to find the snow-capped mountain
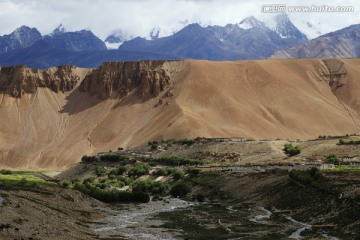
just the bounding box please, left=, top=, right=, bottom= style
left=51, top=24, right=67, bottom=36
left=104, top=30, right=132, bottom=49
left=238, top=16, right=266, bottom=29
left=270, top=13, right=307, bottom=41
left=0, top=26, right=42, bottom=54
left=150, top=27, right=161, bottom=40
left=119, top=15, right=308, bottom=61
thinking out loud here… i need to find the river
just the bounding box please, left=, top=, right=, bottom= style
left=94, top=197, right=194, bottom=240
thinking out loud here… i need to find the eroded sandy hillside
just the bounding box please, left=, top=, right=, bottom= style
left=0, top=59, right=359, bottom=169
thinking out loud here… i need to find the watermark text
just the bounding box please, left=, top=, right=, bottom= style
left=262, top=4, right=354, bottom=13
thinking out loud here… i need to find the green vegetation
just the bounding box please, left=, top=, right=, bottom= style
left=108, top=166, right=127, bottom=177
left=339, top=138, right=360, bottom=145
left=171, top=169, right=184, bottom=180
left=283, top=143, right=301, bottom=156
left=74, top=182, right=150, bottom=203
left=152, top=168, right=170, bottom=176
left=0, top=173, right=55, bottom=189
left=81, top=155, right=98, bottom=163
left=151, top=143, right=159, bottom=150
left=99, top=154, right=129, bottom=164
left=132, top=179, right=169, bottom=195
left=326, top=154, right=340, bottom=165
left=289, top=167, right=323, bottom=185
left=173, top=139, right=196, bottom=146
left=128, top=163, right=150, bottom=177
left=0, top=169, right=12, bottom=175
left=324, top=165, right=360, bottom=173
left=95, top=166, right=107, bottom=176
left=170, top=182, right=191, bottom=197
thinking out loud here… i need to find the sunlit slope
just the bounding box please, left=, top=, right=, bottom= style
left=0, top=59, right=359, bottom=169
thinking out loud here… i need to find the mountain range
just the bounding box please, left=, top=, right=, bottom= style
left=0, top=14, right=359, bottom=68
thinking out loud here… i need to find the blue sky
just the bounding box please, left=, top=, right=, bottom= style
left=0, top=0, right=359, bottom=40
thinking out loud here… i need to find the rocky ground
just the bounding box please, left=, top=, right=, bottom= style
left=0, top=186, right=105, bottom=240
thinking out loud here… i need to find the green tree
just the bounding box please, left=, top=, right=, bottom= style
left=326, top=154, right=340, bottom=165
left=284, top=143, right=301, bottom=156
left=170, top=182, right=191, bottom=198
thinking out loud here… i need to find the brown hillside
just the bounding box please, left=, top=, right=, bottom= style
left=0, top=59, right=359, bottom=169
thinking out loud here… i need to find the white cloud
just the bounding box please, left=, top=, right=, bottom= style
left=0, top=0, right=359, bottom=40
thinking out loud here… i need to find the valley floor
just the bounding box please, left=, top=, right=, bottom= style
left=1, top=170, right=359, bottom=240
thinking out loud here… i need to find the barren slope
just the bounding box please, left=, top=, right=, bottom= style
left=0, top=59, right=359, bottom=169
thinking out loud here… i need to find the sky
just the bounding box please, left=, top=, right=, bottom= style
left=0, top=0, right=359, bottom=40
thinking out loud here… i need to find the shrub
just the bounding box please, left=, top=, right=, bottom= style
left=326, top=154, right=340, bottom=165
left=0, top=169, right=12, bottom=175
left=151, top=144, right=158, bottom=151
left=171, top=169, right=184, bottom=180
left=289, top=167, right=323, bottom=185
left=95, top=166, right=107, bottom=176
left=83, top=177, right=95, bottom=184
left=109, top=166, right=127, bottom=176
left=152, top=168, right=170, bottom=176
left=99, top=154, right=129, bottom=164
left=117, top=176, right=132, bottom=185
left=174, top=139, right=196, bottom=146
left=132, top=179, right=169, bottom=195
left=338, top=139, right=360, bottom=145
left=128, top=164, right=150, bottom=177
left=170, top=182, right=191, bottom=198
left=284, top=143, right=301, bottom=156
left=61, top=180, right=73, bottom=188
left=81, top=155, right=98, bottom=163
left=131, top=191, right=150, bottom=203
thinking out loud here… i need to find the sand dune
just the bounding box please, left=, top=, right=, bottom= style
left=0, top=59, right=359, bottom=169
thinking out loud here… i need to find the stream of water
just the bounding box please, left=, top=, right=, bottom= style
left=248, top=207, right=340, bottom=240
left=249, top=207, right=272, bottom=223
left=286, top=216, right=312, bottom=239
left=94, top=197, right=194, bottom=240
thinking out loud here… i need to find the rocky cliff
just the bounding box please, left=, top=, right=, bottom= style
left=79, top=61, right=172, bottom=100
left=0, top=65, right=80, bottom=98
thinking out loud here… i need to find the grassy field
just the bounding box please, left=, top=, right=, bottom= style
left=0, top=170, right=56, bottom=189
left=323, top=165, right=360, bottom=173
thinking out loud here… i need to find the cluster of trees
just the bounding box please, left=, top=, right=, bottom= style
left=0, top=169, right=12, bottom=175
left=132, top=179, right=169, bottom=195
left=128, top=164, right=150, bottom=177
left=74, top=182, right=150, bottom=203
left=289, top=167, right=323, bottom=185
left=81, top=154, right=129, bottom=164
left=283, top=143, right=302, bottom=156
left=170, top=182, right=191, bottom=197
left=152, top=168, right=185, bottom=180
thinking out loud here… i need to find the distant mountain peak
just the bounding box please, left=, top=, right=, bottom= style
left=13, top=25, right=32, bottom=33
left=0, top=25, right=42, bottom=53
left=267, top=13, right=308, bottom=41
left=150, top=27, right=161, bottom=40
left=51, top=24, right=67, bottom=36
left=105, top=30, right=133, bottom=49
left=238, top=16, right=265, bottom=29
